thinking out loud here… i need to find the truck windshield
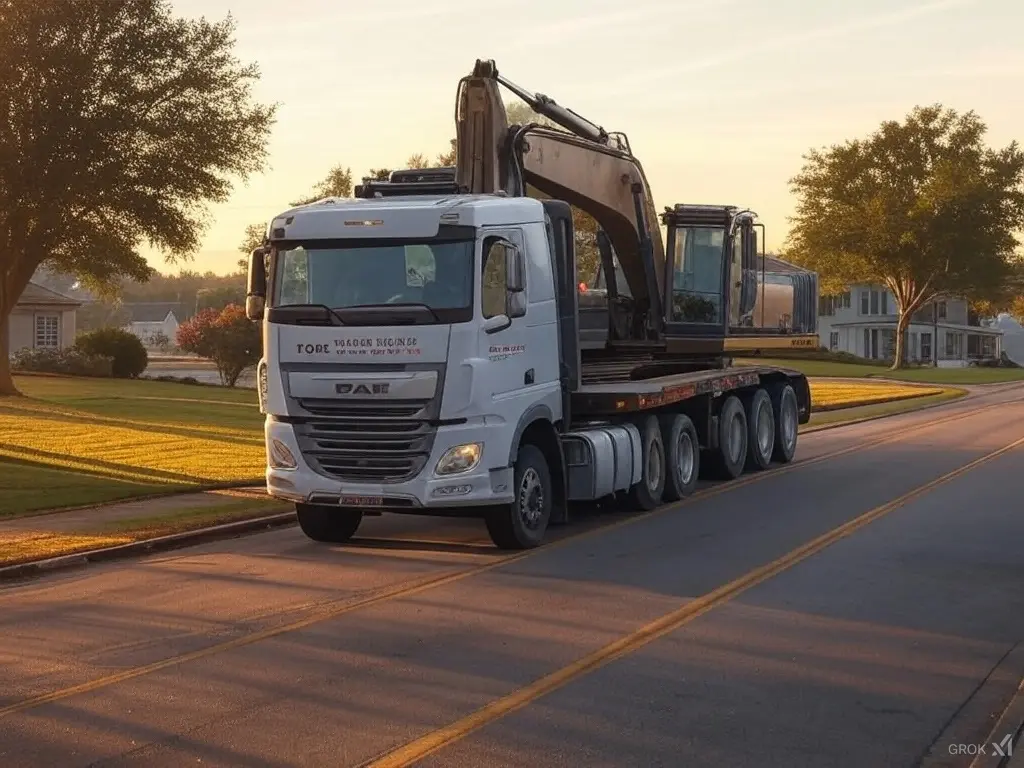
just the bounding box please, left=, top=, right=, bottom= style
left=271, top=239, right=474, bottom=323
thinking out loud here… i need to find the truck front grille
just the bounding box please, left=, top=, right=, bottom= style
left=292, top=398, right=435, bottom=483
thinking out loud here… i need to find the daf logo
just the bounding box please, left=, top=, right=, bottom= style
left=335, top=382, right=391, bottom=396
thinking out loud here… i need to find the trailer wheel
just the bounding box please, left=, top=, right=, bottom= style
left=659, top=413, right=699, bottom=502
left=485, top=443, right=552, bottom=550
left=626, top=415, right=666, bottom=510
left=744, top=388, right=775, bottom=471
left=295, top=504, right=363, bottom=543
left=768, top=382, right=799, bottom=463
left=709, top=395, right=748, bottom=480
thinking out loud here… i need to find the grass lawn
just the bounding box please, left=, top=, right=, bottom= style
left=1, top=375, right=264, bottom=516
left=737, top=357, right=1024, bottom=384
left=808, top=380, right=945, bottom=411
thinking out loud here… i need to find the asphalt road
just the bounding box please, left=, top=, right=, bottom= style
left=2, top=384, right=1024, bottom=768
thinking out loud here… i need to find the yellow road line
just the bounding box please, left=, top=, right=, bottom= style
left=0, top=394, right=1017, bottom=719
left=364, top=432, right=1024, bottom=768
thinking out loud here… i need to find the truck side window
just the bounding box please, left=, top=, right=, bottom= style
left=481, top=237, right=507, bottom=319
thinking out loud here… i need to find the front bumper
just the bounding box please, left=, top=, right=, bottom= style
left=264, top=419, right=514, bottom=509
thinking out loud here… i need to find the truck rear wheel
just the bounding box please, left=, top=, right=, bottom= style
left=769, top=382, right=799, bottom=463
left=708, top=395, right=747, bottom=480
left=626, top=415, right=666, bottom=511
left=659, top=413, right=699, bottom=502
left=485, top=443, right=552, bottom=550
left=744, top=388, right=775, bottom=471
left=295, top=503, right=363, bottom=543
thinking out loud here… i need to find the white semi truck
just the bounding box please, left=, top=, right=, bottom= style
left=244, top=61, right=817, bottom=549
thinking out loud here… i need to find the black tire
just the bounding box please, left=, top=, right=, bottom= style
left=709, top=395, right=747, bottom=480
left=295, top=504, right=363, bottom=543
left=768, top=382, right=799, bottom=463
left=485, top=443, right=552, bottom=550
left=659, top=413, right=700, bottom=502
left=744, top=388, right=775, bottom=471
left=626, top=414, right=666, bottom=511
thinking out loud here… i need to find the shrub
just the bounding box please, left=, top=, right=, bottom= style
left=176, top=304, right=261, bottom=387
left=75, top=328, right=149, bottom=378
left=10, top=347, right=114, bottom=377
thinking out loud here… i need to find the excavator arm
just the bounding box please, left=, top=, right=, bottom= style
left=454, top=59, right=665, bottom=339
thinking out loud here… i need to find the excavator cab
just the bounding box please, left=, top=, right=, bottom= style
left=661, top=204, right=760, bottom=338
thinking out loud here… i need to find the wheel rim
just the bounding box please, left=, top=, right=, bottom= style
left=647, top=439, right=663, bottom=491
left=676, top=431, right=695, bottom=485
left=518, top=467, right=545, bottom=529
left=781, top=394, right=797, bottom=450
left=756, top=402, right=774, bottom=457
left=728, top=413, right=744, bottom=464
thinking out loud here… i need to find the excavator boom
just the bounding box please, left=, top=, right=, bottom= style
left=454, top=59, right=665, bottom=338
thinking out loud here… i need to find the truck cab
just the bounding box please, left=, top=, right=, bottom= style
left=247, top=192, right=580, bottom=548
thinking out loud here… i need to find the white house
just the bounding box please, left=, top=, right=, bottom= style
left=7, top=282, right=81, bottom=352
left=817, top=285, right=1003, bottom=367
left=123, top=303, right=182, bottom=347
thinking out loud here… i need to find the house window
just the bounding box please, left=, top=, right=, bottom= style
left=945, top=331, right=963, bottom=359
left=921, top=332, right=932, bottom=361
left=829, top=331, right=839, bottom=350
left=840, top=291, right=851, bottom=309
left=34, top=315, right=59, bottom=349
left=860, top=288, right=887, bottom=316
left=937, top=301, right=947, bottom=320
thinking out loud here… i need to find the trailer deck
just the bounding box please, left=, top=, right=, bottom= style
left=571, top=365, right=811, bottom=418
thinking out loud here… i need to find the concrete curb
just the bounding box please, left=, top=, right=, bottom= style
left=11, top=482, right=266, bottom=522
left=802, top=388, right=968, bottom=434
left=975, top=676, right=1024, bottom=768
left=918, top=642, right=1024, bottom=768
left=0, top=512, right=296, bottom=583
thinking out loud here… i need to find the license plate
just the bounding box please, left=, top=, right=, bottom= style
left=339, top=495, right=384, bottom=507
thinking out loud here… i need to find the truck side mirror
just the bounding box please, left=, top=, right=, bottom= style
left=505, top=244, right=525, bottom=293
left=246, top=246, right=267, bottom=321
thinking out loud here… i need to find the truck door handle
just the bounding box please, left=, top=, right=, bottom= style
left=524, top=368, right=535, bottom=385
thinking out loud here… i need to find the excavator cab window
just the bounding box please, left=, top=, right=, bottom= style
left=669, top=226, right=724, bottom=325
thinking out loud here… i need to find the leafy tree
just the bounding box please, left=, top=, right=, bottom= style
left=783, top=105, right=1024, bottom=368
left=0, top=0, right=275, bottom=395
left=176, top=304, right=260, bottom=386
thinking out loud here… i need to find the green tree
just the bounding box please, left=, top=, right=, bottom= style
left=783, top=105, right=1024, bottom=368
left=0, top=0, right=275, bottom=395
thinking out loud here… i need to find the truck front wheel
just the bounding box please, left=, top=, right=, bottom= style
left=295, top=503, right=363, bottom=543
left=485, top=443, right=552, bottom=550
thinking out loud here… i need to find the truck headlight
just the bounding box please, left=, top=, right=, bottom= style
left=269, top=438, right=297, bottom=470
left=435, top=443, right=482, bottom=475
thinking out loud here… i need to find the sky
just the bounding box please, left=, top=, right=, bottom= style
left=150, top=0, right=1023, bottom=276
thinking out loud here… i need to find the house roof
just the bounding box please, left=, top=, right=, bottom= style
left=16, top=281, right=82, bottom=307
left=758, top=255, right=810, bottom=275
left=124, top=302, right=185, bottom=323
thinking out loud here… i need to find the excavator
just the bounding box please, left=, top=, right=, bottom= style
left=374, top=59, right=819, bottom=382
